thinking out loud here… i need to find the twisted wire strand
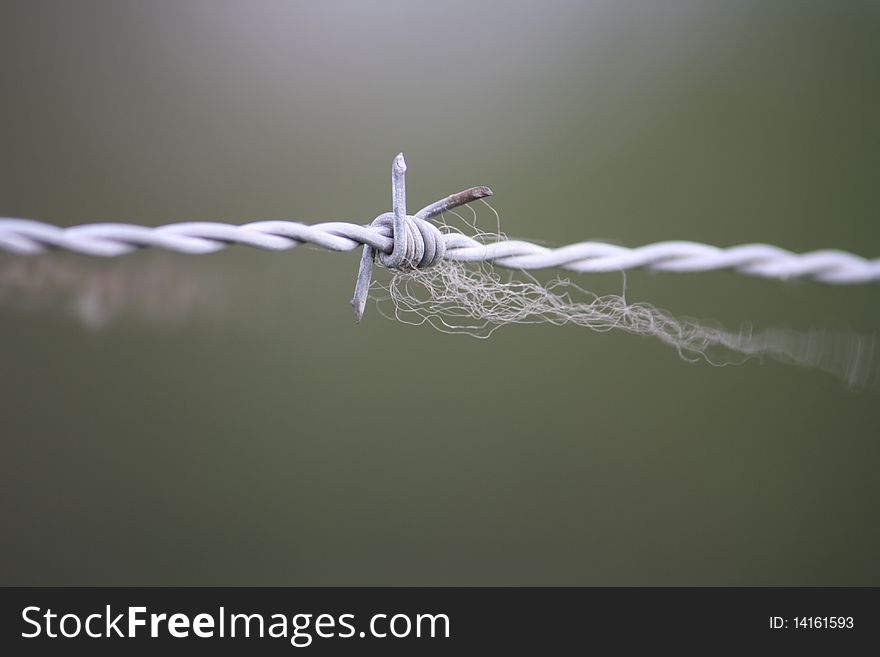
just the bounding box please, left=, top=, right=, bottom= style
left=1, top=217, right=878, bottom=284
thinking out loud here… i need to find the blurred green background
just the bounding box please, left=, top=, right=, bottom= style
left=1, top=0, right=878, bottom=585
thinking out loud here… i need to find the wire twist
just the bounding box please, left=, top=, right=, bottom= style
left=2, top=218, right=878, bottom=282
left=1, top=154, right=877, bottom=321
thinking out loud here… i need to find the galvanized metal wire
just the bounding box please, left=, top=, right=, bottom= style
left=1, top=153, right=877, bottom=304
left=3, top=217, right=878, bottom=284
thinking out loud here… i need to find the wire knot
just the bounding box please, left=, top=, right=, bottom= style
left=350, top=152, right=493, bottom=322
left=371, top=212, right=446, bottom=271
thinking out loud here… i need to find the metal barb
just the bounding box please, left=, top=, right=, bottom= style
left=415, top=186, right=494, bottom=220
left=350, top=154, right=494, bottom=322
left=386, top=153, right=409, bottom=269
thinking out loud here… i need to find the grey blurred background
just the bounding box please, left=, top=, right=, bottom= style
left=1, top=0, right=878, bottom=585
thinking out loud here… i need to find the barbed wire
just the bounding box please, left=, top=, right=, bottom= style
left=1, top=153, right=877, bottom=320
left=3, top=217, right=878, bottom=282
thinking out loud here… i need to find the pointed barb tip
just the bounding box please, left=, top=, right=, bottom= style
left=393, top=152, right=407, bottom=174
left=351, top=297, right=365, bottom=323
